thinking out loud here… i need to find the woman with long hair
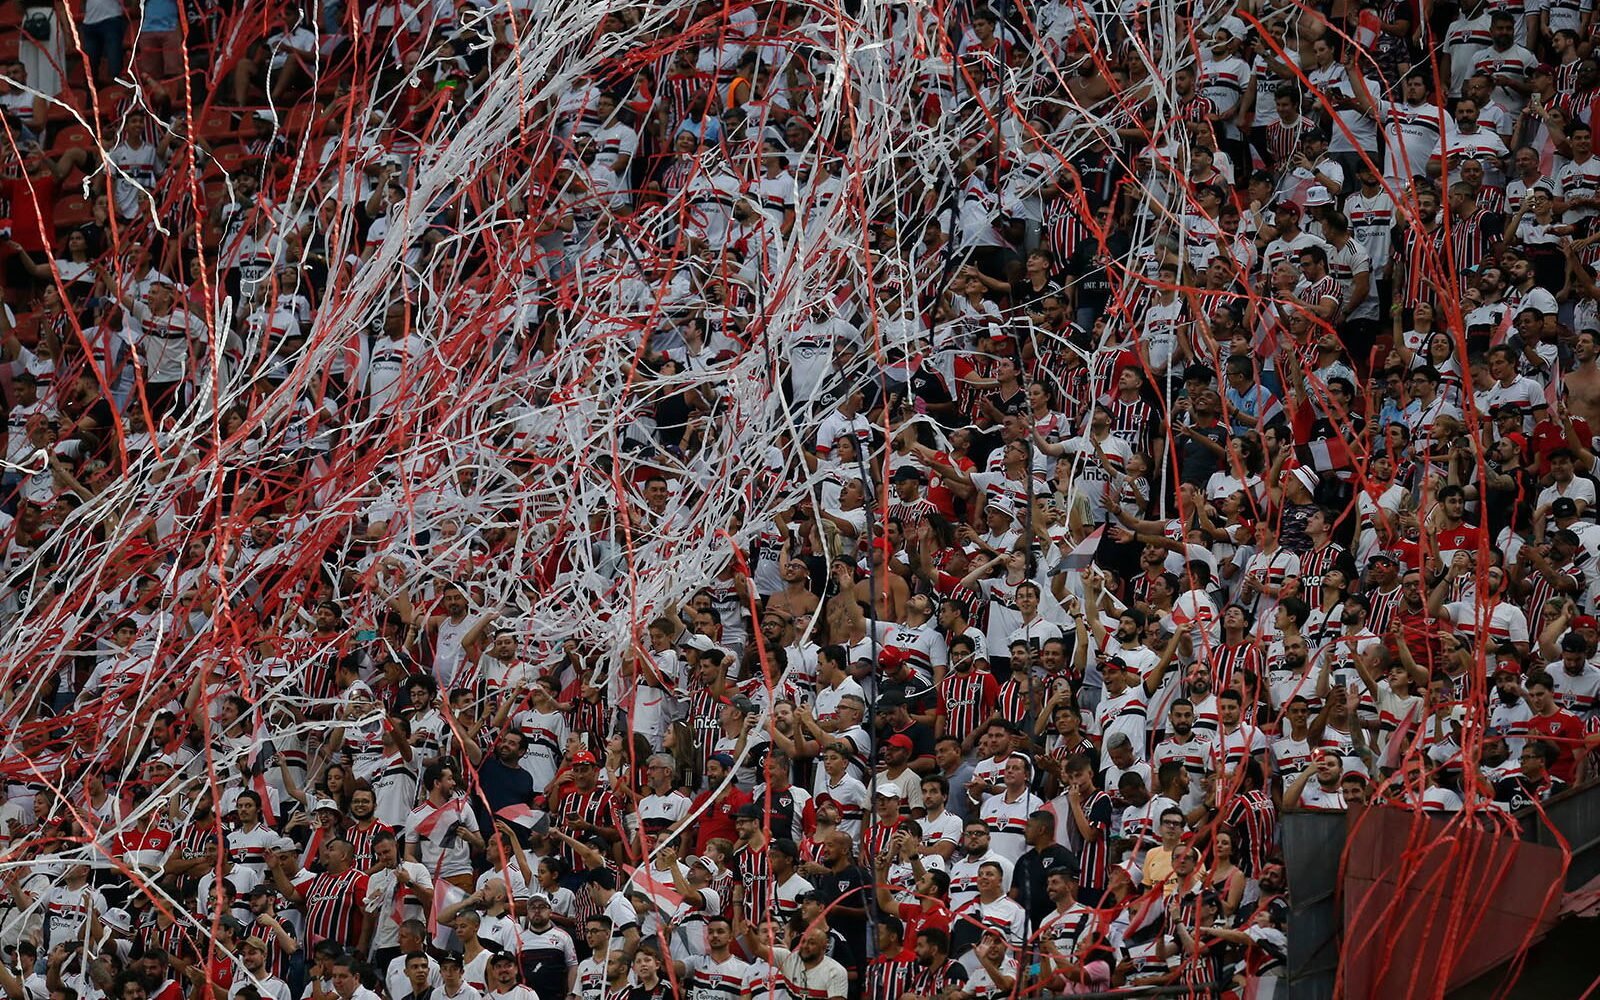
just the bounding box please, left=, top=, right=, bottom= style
left=1209, top=826, right=1249, bottom=920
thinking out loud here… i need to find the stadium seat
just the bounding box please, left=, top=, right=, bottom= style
left=198, top=108, right=237, bottom=143
left=48, top=122, right=94, bottom=155
left=208, top=143, right=249, bottom=178
left=52, top=194, right=91, bottom=231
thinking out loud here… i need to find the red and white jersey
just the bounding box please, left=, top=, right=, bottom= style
left=1217, top=723, right=1268, bottom=767
left=1270, top=735, right=1314, bottom=777
left=979, top=790, right=1044, bottom=862
left=1442, top=600, right=1529, bottom=666
left=1152, top=735, right=1219, bottom=808
left=1549, top=662, right=1600, bottom=717
left=877, top=620, right=949, bottom=680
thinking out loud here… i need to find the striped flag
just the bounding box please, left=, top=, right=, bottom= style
left=1061, top=527, right=1104, bottom=571
left=1258, top=391, right=1286, bottom=427
left=1296, top=437, right=1353, bottom=472
left=248, top=718, right=277, bottom=827
left=623, top=863, right=684, bottom=920
left=495, top=804, right=546, bottom=834
left=429, top=877, right=467, bottom=948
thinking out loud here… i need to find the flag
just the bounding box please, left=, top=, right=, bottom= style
left=1061, top=527, right=1103, bottom=571
left=495, top=804, right=546, bottom=834
left=1258, top=390, right=1285, bottom=427
left=429, top=878, right=468, bottom=949
left=623, top=863, right=684, bottom=920
left=248, top=718, right=277, bottom=827
left=1379, top=707, right=1422, bottom=772
left=1296, top=437, right=1353, bottom=472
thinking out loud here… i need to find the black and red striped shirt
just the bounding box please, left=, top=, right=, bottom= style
left=1221, top=789, right=1277, bottom=877
left=344, top=820, right=391, bottom=870
left=937, top=669, right=1000, bottom=744
left=1068, top=790, right=1114, bottom=889
left=734, top=841, right=772, bottom=922
left=302, top=867, right=368, bottom=949
left=555, top=786, right=620, bottom=871
left=1211, top=641, right=1264, bottom=694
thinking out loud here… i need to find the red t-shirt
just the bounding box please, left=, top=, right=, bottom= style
left=1433, top=523, right=1484, bottom=560
left=1530, top=417, right=1591, bottom=476
left=1523, top=709, right=1586, bottom=782
left=691, top=787, right=752, bottom=854
left=897, top=900, right=952, bottom=942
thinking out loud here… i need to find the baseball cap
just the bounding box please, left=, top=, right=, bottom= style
left=489, top=952, right=519, bottom=965
left=733, top=803, right=762, bottom=820
left=1574, top=615, right=1599, bottom=629
left=1553, top=497, right=1579, bottom=519
left=101, top=908, right=132, bottom=933
left=239, top=936, right=269, bottom=953
left=709, top=752, right=737, bottom=769
left=311, top=798, right=341, bottom=814
left=569, top=750, right=598, bottom=767
left=1368, top=552, right=1398, bottom=567
left=525, top=890, right=552, bottom=906
left=886, top=733, right=915, bottom=752
left=891, top=466, right=926, bottom=483
left=683, top=633, right=718, bottom=652
left=874, top=783, right=903, bottom=799
left=271, top=836, right=299, bottom=853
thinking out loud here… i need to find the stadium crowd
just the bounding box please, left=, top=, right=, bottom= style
left=0, top=0, right=1598, bottom=996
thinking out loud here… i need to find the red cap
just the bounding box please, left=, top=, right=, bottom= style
left=1534, top=63, right=1556, bottom=75
left=878, top=646, right=909, bottom=669
left=887, top=734, right=915, bottom=751
left=569, top=750, right=598, bottom=766
left=1574, top=616, right=1599, bottom=630
left=1505, top=432, right=1528, bottom=452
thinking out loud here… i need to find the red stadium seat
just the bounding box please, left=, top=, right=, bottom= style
left=210, top=143, right=249, bottom=177
left=52, top=194, right=91, bottom=231
left=49, top=122, right=94, bottom=155
left=197, top=108, right=238, bottom=143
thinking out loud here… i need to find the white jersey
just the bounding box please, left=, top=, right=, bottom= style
left=366, top=333, right=428, bottom=411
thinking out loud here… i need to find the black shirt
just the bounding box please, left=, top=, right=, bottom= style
left=814, top=864, right=870, bottom=957
left=1014, top=844, right=1080, bottom=925
left=1177, top=419, right=1228, bottom=487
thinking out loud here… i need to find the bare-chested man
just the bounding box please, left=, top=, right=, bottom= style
left=1563, top=331, right=1600, bottom=435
